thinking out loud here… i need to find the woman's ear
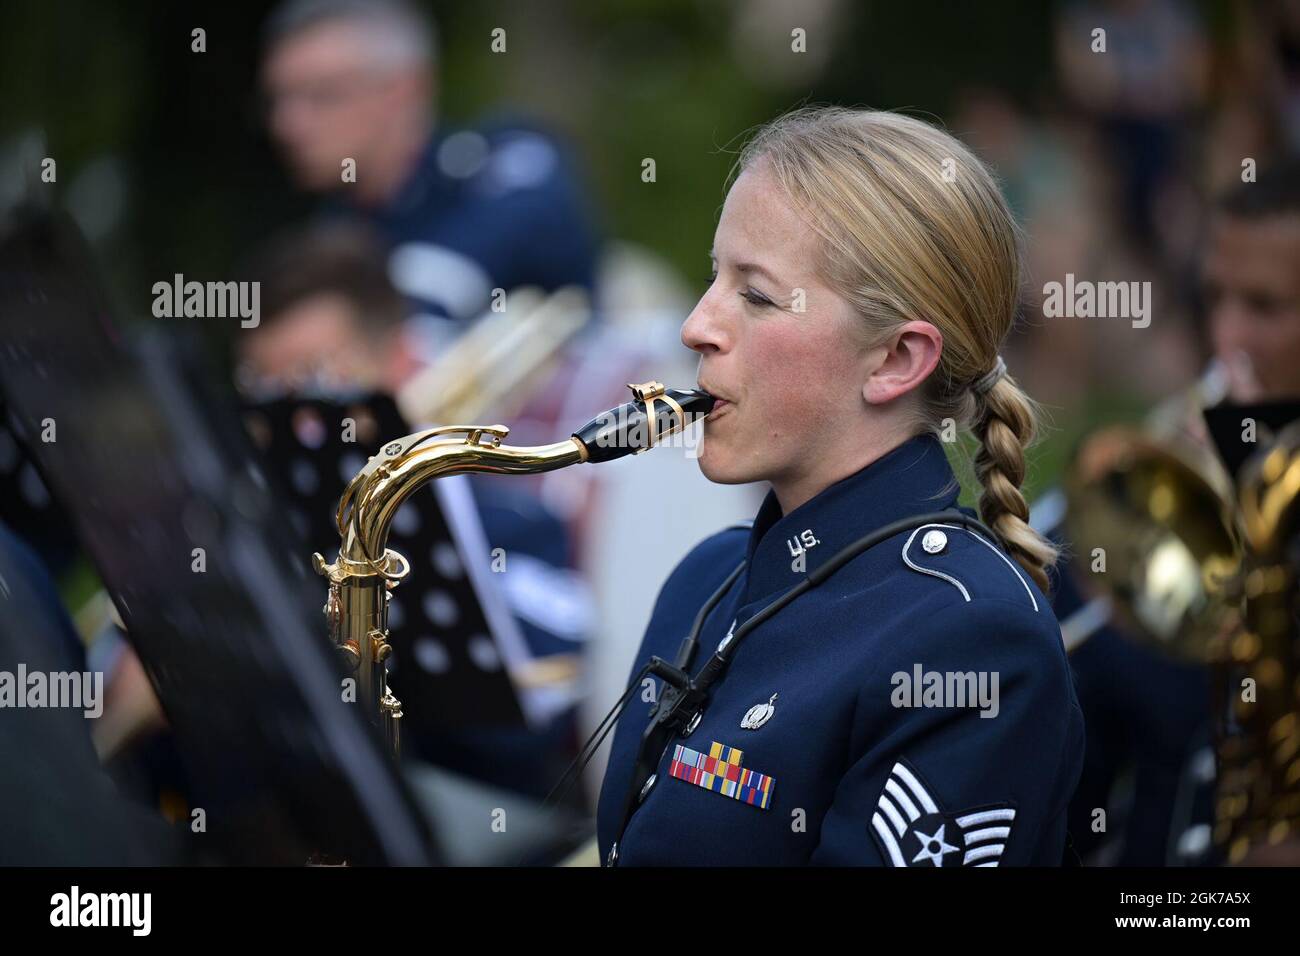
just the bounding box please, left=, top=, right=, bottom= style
left=861, top=321, right=944, bottom=405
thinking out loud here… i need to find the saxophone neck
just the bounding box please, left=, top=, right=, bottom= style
left=336, top=426, right=586, bottom=569
left=326, top=381, right=716, bottom=574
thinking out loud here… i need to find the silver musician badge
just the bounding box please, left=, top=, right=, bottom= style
left=741, top=693, right=778, bottom=730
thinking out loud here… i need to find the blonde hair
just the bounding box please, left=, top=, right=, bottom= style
left=736, top=106, right=1057, bottom=593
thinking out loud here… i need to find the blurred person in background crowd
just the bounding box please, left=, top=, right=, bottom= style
left=1047, top=1, right=1211, bottom=416
left=259, top=0, right=600, bottom=334
left=1201, top=156, right=1300, bottom=404
left=1055, top=0, right=1210, bottom=260
left=238, top=223, right=423, bottom=398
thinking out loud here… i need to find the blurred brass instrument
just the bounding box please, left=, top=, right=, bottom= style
left=312, top=382, right=715, bottom=759
left=1227, top=423, right=1300, bottom=859
left=396, top=286, right=592, bottom=426
left=1066, top=419, right=1300, bottom=862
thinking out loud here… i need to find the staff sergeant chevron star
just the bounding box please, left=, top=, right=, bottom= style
left=869, top=759, right=1017, bottom=867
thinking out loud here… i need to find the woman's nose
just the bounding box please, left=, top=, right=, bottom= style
left=681, top=295, right=727, bottom=354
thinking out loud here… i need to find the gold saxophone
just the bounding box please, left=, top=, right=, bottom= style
left=311, top=382, right=714, bottom=757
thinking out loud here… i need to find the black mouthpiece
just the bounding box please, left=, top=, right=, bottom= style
left=572, top=384, right=715, bottom=463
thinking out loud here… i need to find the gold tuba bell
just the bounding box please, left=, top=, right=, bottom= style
left=1064, top=425, right=1244, bottom=662
left=1066, top=416, right=1300, bottom=862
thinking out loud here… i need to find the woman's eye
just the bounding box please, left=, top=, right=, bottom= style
left=704, top=271, right=718, bottom=288
left=740, top=288, right=774, bottom=308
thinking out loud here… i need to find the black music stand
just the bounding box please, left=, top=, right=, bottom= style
left=242, top=392, right=532, bottom=734
left=0, top=204, right=439, bottom=865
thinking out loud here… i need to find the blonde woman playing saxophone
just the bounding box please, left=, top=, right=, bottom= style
left=595, top=107, right=1082, bottom=867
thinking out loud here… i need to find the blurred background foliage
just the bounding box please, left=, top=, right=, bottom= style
left=0, top=1, right=1062, bottom=283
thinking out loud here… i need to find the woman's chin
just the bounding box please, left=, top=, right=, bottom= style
left=696, top=447, right=750, bottom=486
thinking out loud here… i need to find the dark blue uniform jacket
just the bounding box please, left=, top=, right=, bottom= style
left=330, top=115, right=599, bottom=323
left=596, top=433, right=1084, bottom=865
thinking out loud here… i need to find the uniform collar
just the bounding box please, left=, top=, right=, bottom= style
left=379, top=132, right=449, bottom=219
left=742, top=433, right=961, bottom=603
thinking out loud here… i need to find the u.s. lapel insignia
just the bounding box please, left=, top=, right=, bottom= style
left=869, top=758, right=1016, bottom=867
left=669, top=740, right=775, bottom=810
left=740, top=693, right=778, bottom=730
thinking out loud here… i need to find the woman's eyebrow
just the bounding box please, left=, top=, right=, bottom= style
left=736, top=261, right=785, bottom=287
left=709, top=250, right=786, bottom=288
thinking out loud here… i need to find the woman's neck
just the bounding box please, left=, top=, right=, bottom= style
left=770, top=425, right=923, bottom=515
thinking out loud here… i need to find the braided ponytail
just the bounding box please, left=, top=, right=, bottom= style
left=971, top=374, right=1058, bottom=593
